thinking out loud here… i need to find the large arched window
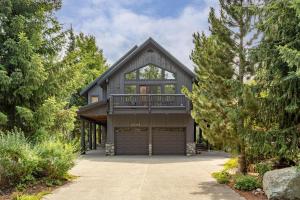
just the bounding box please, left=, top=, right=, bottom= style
left=124, top=64, right=176, bottom=80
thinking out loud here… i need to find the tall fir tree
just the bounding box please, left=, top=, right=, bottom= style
left=184, top=0, right=259, bottom=173
left=0, top=0, right=83, bottom=137
left=249, top=0, right=300, bottom=165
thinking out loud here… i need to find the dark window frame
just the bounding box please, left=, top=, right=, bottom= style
left=124, top=64, right=176, bottom=81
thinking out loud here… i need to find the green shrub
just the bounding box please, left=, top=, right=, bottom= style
left=234, top=175, right=260, bottom=191
left=224, top=158, right=238, bottom=170
left=35, top=140, right=76, bottom=179
left=212, top=170, right=231, bottom=184
left=0, top=130, right=38, bottom=188
left=256, top=162, right=272, bottom=177
left=12, top=191, right=50, bottom=200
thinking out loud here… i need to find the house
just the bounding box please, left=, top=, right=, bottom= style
left=78, top=38, right=197, bottom=156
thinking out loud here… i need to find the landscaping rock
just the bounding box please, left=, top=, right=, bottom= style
left=263, top=167, right=300, bottom=200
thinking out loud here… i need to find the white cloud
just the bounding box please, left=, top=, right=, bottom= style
left=59, top=0, right=219, bottom=69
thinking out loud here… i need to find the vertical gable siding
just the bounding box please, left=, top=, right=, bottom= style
left=87, top=85, right=103, bottom=103
left=107, top=46, right=192, bottom=95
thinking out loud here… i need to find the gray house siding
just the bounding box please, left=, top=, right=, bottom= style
left=87, top=85, right=103, bottom=104
left=106, top=114, right=194, bottom=156
left=79, top=38, right=196, bottom=156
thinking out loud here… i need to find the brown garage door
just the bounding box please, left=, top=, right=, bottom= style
left=115, top=127, right=149, bottom=155
left=152, top=128, right=185, bottom=155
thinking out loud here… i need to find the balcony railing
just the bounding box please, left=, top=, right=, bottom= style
left=109, top=94, right=189, bottom=113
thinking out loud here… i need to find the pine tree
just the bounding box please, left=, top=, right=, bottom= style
left=184, top=0, right=259, bottom=173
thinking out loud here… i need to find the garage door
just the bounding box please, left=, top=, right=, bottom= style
left=115, top=127, right=149, bottom=155
left=152, top=128, right=185, bottom=155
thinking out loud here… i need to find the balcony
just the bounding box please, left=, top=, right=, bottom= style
left=109, top=94, right=190, bottom=114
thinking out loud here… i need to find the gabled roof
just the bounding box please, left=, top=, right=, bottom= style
left=80, top=37, right=195, bottom=96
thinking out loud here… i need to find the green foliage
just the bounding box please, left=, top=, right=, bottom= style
left=0, top=130, right=77, bottom=189
left=255, top=163, right=272, bottom=178
left=249, top=0, right=300, bottom=164
left=224, top=158, right=238, bottom=170
left=234, top=175, right=260, bottom=191
left=0, top=112, right=8, bottom=125
left=0, top=130, right=38, bottom=188
left=35, top=140, right=76, bottom=179
left=183, top=0, right=259, bottom=173
left=212, top=170, right=231, bottom=184
left=0, top=0, right=100, bottom=138
left=12, top=191, right=50, bottom=200
left=66, top=32, right=108, bottom=107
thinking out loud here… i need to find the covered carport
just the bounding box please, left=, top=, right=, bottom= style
left=77, top=101, right=108, bottom=154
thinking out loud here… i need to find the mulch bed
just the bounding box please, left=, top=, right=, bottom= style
left=228, top=182, right=268, bottom=200
left=0, top=180, right=73, bottom=200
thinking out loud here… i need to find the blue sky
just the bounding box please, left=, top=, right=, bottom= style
left=57, top=0, right=219, bottom=68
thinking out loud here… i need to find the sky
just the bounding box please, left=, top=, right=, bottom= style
left=56, top=0, right=219, bottom=69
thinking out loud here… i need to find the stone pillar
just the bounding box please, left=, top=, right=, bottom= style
left=186, top=142, right=196, bottom=156
left=105, top=143, right=115, bottom=156
left=105, top=116, right=114, bottom=156
left=80, top=120, right=86, bottom=154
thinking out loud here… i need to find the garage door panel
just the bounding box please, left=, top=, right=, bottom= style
left=115, top=127, right=149, bottom=155
left=152, top=128, right=185, bottom=155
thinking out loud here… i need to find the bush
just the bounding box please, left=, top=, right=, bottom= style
left=0, top=130, right=38, bottom=188
left=234, top=175, right=260, bottom=191
left=12, top=191, right=50, bottom=200
left=212, top=170, right=231, bottom=184
left=256, top=162, right=272, bottom=178
left=35, top=140, right=76, bottom=179
left=224, top=158, right=238, bottom=170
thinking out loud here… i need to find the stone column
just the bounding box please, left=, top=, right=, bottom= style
left=186, top=117, right=196, bottom=156
left=105, top=116, right=114, bottom=156
left=186, top=143, right=196, bottom=156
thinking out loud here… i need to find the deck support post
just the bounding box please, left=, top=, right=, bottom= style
left=89, top=122, right=93, bottom=150
left=81, top=120, right=86, bottom=154
left=98, top=124, right=102, bottom=144
left=93, top=122, right=97, bottom=149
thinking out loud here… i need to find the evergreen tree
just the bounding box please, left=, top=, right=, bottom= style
left=184, top=0, right=259, bottom=173
left=65, top=32, right=108, bottom=107
left=0, top=0, right=83, bottom=137
left=250, top=0, right=300, bottom=165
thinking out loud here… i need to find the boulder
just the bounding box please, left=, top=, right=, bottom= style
left=263, top=167, right=300, bottom=200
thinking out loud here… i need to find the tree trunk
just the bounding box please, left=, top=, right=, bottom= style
left=238, top=144, right=247, bottom=174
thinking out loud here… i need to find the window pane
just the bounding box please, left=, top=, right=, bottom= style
left=164, top=70, right=175, bottom=80
left=91, top=96, right=98, bottom=103
left=125, top=85, right=136, bottom=94
left=139, top=64, right=162, bottom=80
left=125, top=71, right=136, bottom=80
left=164, top=84, right=176, bottom=94
left=150, top=85, right=161, bottom=94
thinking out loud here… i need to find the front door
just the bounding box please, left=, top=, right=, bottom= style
left=139, top=85, right=161, bottom=94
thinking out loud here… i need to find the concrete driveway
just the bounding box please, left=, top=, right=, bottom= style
left=44, top=150, right=244, bottom=200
